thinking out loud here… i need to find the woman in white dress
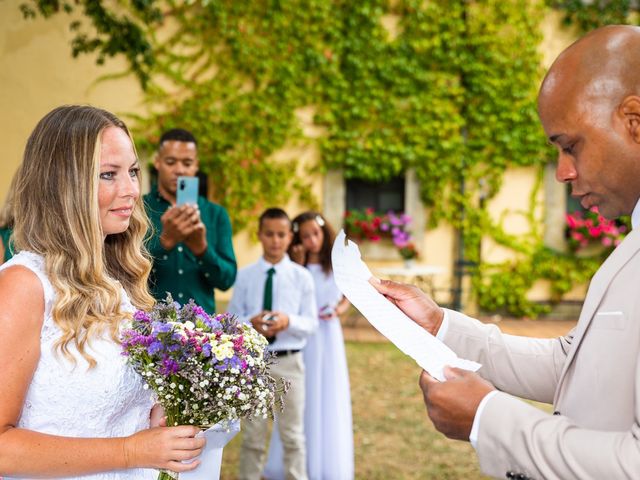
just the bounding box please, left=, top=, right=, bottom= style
left=0, top=105, right=205, bottom=478
left=264, top=212, right=354, bottom=480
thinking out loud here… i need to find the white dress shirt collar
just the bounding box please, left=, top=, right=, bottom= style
left=258, top=254, right=291, bottom=272
left=631, top=197, right=640, bottom=230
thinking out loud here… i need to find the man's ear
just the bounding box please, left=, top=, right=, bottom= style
left=620, top=96, right=640, bottom=143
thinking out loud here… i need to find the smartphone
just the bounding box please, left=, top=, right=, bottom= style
left=176, top=176, right=199, bottom=206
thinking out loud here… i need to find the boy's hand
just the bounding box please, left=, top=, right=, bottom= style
left=249, top=312, right=268, bottom=333
left=259, top=311, right=289, bottom=337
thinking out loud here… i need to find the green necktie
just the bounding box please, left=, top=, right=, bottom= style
left=263, top=267, right=276, bottom=310
left=263, top=267, right=276, bottom=343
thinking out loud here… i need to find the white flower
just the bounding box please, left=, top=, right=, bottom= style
left=183, top=320, right=196, bottom=330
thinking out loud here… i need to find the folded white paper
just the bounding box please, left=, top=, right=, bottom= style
left=180, top=421, right=240, bottom=480
left=331, top=230, right=481, bottom=381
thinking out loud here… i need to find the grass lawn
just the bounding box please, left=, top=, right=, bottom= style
left=220, top=341, right=493, bottom=479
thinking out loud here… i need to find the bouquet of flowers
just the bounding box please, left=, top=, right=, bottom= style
left=121, top=296, right=285, bottom=479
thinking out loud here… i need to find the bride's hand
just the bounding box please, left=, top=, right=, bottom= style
left=149, top=404, right=166, bottom=428
left=123, top=425, right=205, bottom=472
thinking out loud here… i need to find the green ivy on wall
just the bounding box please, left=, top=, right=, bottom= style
left=547, top=0, right=638, bottom=32
left=22, top=0, right=619, bottom=316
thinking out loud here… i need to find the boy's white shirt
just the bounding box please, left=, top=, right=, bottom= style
left=227, top=254, right=318, bottom=351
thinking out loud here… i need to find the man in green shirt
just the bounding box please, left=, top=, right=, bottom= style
left=144, top=128, right=237, bottom=313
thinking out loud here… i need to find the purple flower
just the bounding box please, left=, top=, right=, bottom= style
left=191, top=305, right=207, bottom=317
left=122, top=330, right=152, bottom=348
left=202, top=342, right=212, bottom=358
left=152, top=321, right=172, bottom=334
left=147, top=341, right=163, bottom=355
left=133, top=310, right=151, bottom=322
left=388, top=212, right=403, bottom=226
left=160, top=357, right=180, bottom=376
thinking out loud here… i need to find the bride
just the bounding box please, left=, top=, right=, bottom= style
left=0, top=105, right=205, bottom=478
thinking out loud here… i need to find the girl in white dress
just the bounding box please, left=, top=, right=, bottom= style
left=0, top=106, right=205, bottom=478
left=264, top=212, right=354, bottom=480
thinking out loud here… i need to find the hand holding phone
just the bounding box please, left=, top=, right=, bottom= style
left=176, top=176, right=199, bottom=206
left=319, top=304, right=335, bottom=320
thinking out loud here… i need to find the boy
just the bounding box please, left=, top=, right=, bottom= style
left=228, top=208, right=318, bottom=480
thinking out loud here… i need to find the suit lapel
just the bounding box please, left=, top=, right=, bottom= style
left=554, top=227, right=640, bottom=404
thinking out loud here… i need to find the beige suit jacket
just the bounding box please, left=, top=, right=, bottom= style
left=444, top=227, right=640, bottom=479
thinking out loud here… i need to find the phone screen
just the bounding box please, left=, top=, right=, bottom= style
left=176, top=176, right=199, bottom=206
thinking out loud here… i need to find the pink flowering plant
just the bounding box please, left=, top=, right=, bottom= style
left=344, top=208, right=413, bottom=244
left=343, top=208, right=387, bottom=241
left=566, top=207, right=627, bottom=252
left=344, top=208, right=418, bottom=259
left=121, top=296, right=285, bottom=478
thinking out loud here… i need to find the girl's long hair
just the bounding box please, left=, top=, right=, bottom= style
left=12, top=105, right=154, bottom=367
left=289, top=211, right=335, bottom=275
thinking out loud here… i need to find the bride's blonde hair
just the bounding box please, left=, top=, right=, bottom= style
left=12, top=105, right=154, bottom=367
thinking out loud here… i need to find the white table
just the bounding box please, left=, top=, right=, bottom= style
left=375, top=265, right=445, bottom=299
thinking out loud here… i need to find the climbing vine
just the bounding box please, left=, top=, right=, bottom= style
left=547, top=0, right=638, bottom=32
left=22, top=0, right=623, bottom=316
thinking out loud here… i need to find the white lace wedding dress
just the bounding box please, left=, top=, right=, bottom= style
left=2, top=252, right=156, bottom=479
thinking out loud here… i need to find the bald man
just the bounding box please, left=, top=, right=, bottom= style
left=372, top=25, right=640, bottom=479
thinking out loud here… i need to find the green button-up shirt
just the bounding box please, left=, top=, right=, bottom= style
left=0, top=227, right=14, bottom=263
left=144, top=185, right=237, bottom=313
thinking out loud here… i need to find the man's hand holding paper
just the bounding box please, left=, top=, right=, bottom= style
left=331, top=230, right=480, bottom=381
left=369, top=277, right=444, bottom=337
left=331, top=230, right=496, bottom=442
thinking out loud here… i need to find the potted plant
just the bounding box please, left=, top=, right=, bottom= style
left=397, top=242, right=419, bottom=268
